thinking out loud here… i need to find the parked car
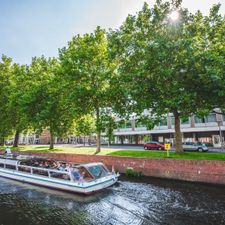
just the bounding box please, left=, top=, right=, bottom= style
left=144, top=141, right=165, bottom=150
left=182, top=142, right=208, bottom=152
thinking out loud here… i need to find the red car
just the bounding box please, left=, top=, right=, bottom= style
left=144, top=141, right=164, bottom=150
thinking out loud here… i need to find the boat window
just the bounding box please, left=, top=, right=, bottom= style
left=79, top=167, right=94, bottom=181
left=50, top=171, right=70, bottom=181
left=5, top=165, right=16, bottom=170
left=33, top=168, right=48, bottom=177
left=0, top=163, right=4, bottom=168
left=18, top=166, right=31, bottom=173
left=87, top=165, right=108, bottom=179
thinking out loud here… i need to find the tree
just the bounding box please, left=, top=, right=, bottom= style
left=59, top=27, right=117, bottom=154
left=22, top=57, right=73, bottom=149
left=100, top=112, right=117, bottom=145
left=111, top=0, right=224, bottom=153
left=185, top=4, right=225, bottom=113
left=0, top=55, right=13, bottom=145
left=73, top=115, right=95, bottom=146
left=8, top=64, right=30, bottom=147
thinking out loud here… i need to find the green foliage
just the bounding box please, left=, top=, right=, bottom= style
left=125, top=167, right=143, bottom=177
left=111, top=1, right=225, bottom=152
left=0, top=55, right=14, bottom=144
left=143, top=135, right=150, bottom=143
left=100, top=113, right=117, bottom=144
left=21, top=57, right=74, bottom=148
left=73, top=115, right=95, bottom=137
left=0, top=0, right=224, bottom=151
left=59, top=27, right=118, bottom=152
left=8, top=63, right=31, bottom=146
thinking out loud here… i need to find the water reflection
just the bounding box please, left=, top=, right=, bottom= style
left=0, top=176, right=225, bottom=225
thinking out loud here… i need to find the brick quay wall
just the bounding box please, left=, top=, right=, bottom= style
left=2, top=151, right=225, bottom=185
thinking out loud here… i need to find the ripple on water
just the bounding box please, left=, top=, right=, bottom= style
left=0, top=177, right=225, bottom=225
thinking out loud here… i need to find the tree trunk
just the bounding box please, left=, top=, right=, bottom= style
left=13, top=130, right=20, bottom=147
left=83, top=136, right=85, bottom=146
left=121, top=136, right=124, bottom=145
left=49, top=132, right=54, bottom=150
left=95, top=131, right=101, bottom=154
left=95, top=107, right=101, bottom=154
left=0, top=137, right=5, bottom=146
left=173, top=110, right=183, bottom=153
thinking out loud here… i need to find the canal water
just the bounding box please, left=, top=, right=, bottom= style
left=0, top=176, right=225, bottom=225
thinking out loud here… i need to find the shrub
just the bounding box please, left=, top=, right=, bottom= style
left=125, top=167, right=143, bottom=177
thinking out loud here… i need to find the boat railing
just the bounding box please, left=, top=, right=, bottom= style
left=0, top=160, right=73, bottom=181
left=18, top=164, right=72, bottom=180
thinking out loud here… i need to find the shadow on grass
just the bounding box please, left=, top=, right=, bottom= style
left=29, top=148, right=63, bottom=153
left=34, top=146, right=49, bottom=149
left=30, top=149, right=63, bottom=153
left=13, top=147, right=63, bottom=153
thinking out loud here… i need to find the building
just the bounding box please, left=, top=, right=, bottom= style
left=17, top=112, right=225, bottom=148
left=110, top=112, right=225, bottom=147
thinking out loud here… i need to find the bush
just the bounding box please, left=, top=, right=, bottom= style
left=125, top=167, right=143, bottom=177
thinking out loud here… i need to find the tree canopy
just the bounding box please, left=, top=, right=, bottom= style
left=59, top=27, right=118, bottom=153
left=0, top=0, right=224, bottom=153
left=110, top=0, right=225, bottom=152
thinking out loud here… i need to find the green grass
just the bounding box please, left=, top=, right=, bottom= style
left=108, top=150, right=225, bottom=161
left=1, top=145, right=225, bottom=161
left=0, top=145, right=118, bottom=155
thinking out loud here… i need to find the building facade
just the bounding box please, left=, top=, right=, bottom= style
left=110, top=112, right=225, bottom=147
left=17, top=112, right=225, bottom=148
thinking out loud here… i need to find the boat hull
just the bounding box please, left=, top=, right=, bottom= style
left=0, top=168, right=118, bottom=195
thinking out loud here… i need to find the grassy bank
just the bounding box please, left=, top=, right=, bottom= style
left=0, top=145, right=117, bottom=155
left=1, top=145, right=225, bottom=161
left=108, top=150, right=225, bottom=161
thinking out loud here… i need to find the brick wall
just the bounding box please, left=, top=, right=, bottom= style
left=3, top=151, right=225, bottom=185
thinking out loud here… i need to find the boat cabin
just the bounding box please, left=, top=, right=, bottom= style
left=0, top=156, right=110, bottom=183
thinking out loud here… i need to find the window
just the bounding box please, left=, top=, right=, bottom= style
left=181, top=117, right=189, bottom=124
left=50, top=172, right=70, bottom=180
left=18, top=166, right=31, bottom=173
left=136, top=122, right=145, bottom=128
left=159, top=118, right=167, bottom=126
left=117, top=120, right=126, bottom=129
left=170, top=116, right=175, bottom=125
left=33, top=168, right=48, bottom=177
left=205, top=113, right=216, bottom=123
left=194, top=116, right=205, bottom=123
left=6, top=165, right=16, bottom=170
left=135, top=120, right=146, bottom=128
left=88, top=165, right=108, bottom=179
left=117, top=120, right=132, bottom=129
left=125, top=121, right=132, bottom=128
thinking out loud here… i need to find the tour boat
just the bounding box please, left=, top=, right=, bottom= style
left=0, top=155, right=119, bottom=195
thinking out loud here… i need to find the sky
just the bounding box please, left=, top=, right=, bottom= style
left=0, top=0, right=224, bottom=65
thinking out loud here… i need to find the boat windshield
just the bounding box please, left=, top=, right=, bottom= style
left=87, top=165, right=109, bottom=179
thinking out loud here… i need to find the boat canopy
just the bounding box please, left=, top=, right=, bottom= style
left=0, top=158, right=18, bottom=166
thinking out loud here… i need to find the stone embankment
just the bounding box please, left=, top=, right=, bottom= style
left=2, top=151, right=225, bottom=185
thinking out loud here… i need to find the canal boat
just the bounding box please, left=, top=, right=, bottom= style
left=0, top=155, right=119, bottom=195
